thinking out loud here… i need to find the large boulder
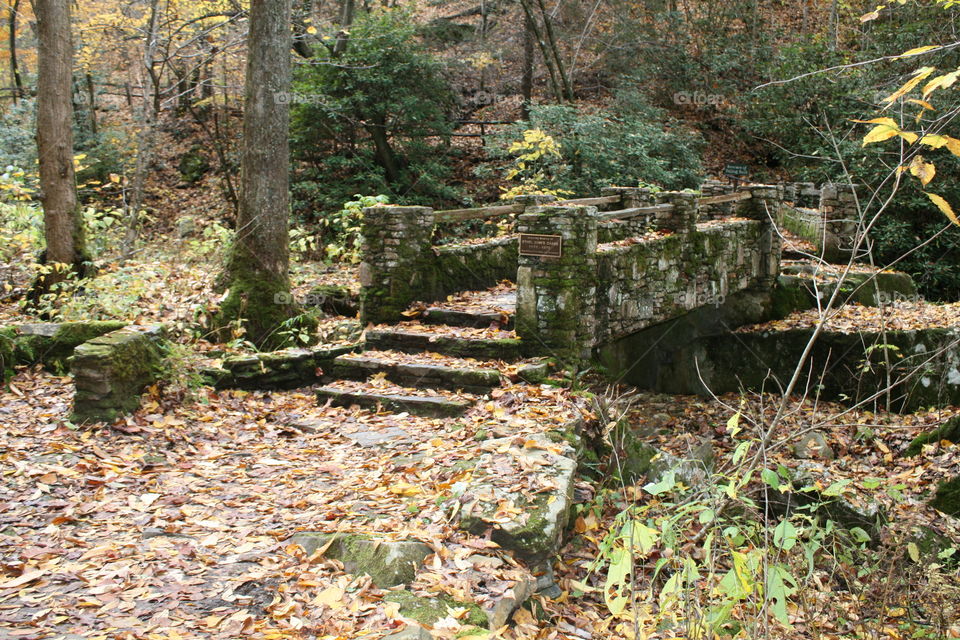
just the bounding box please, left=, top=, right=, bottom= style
left=69, top=325, right=167, bottom=423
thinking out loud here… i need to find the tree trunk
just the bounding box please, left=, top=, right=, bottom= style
left=518, top=0, right=563, bottom=102
left=120, top=0, right=161, bottom=260
left=534, top=0, right=573, bottom=101
left=30, top=0, right=89, bottom=300
left=85, top=72, right=97, bottom=135
left=521, top=8, right=534, bottom=119
left=216, top=0, right=293, bottom=347
left=9, top=0, right=23, bottom=103
left=365, top=117, right=401, bottom=184
left=333, top=0, right=355, bottom=56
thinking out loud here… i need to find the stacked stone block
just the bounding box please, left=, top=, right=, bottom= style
left=359, top=206, right=436, bottom=325
left=819, top=183, right=860, bottom=264
left=699, top=180, right=737, bottom=219
left=515, top=205, right=599, bottom=362
left=70, top=325, right=167, bottom=424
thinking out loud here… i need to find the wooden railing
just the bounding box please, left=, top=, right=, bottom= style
left=596, top=204, right=674, bottom=222
left=434, top=203, right=525, bottom=223
left=433, top=190, right=752, bottom=225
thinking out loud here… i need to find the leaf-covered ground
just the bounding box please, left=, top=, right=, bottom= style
left=0, top=367, right=591, bottom=639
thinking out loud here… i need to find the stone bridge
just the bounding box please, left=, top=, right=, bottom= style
left=357, top=183, right=786, bottom=363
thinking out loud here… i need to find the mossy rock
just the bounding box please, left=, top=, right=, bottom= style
left=178, top=145, right=210, bottom=184
left=904, top=417, right=960, bottom=457
left=13, top=321, right=127, bottom=373
left=290, top=533, right=431, bottom=588
left=69, top=325, right=167, bottom=424
left=0, top=327, right=15, bottom=383
left=306, top=284, right=359, bottom=317
left=383, top=590, right=487, bottom=628
left=930, top=476, right=960, bottom=518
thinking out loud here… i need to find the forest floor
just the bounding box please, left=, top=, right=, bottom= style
left=2, top=194, right=960, bottom=637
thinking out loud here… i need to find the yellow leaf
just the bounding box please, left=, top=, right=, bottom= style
left=306, top=25, right=318, bottom=34
left=884, top=67, right=936, bottom=103
left=899, top=45, right=938, bottom=58
left=909, top=156, right=936, bottom=186
left=906, top=98, right=935, bottom=110
left=388, top=482, right=421, bottom=496
left=920, top=134, right=949, bottom=149
left=923, top=70, right=960, bottom=98
left=862, top=122, right=901, bottom=146
left=312, top=586, right=345, bottom=609
left=926, top=192, right=960, bottom=226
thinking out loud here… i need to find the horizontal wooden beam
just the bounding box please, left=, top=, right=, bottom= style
left=698, top=191, right=752, bottom=206
left=556, top=195, right=622, bottom=207
left=597, top=204, right=674, bottom=221
left=434, top=203, right=524, bottom=222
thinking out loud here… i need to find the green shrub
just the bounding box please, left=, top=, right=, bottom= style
left=290, top=10, right=459, bottom=216
left=492, top=90, right=703, bottom=196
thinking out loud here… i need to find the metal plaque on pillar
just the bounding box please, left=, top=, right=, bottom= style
left=519, top=234, right=563, bottom=258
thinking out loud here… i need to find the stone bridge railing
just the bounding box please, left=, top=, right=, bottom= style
left=781, top=182, right=860, bottom=263
left=358, top=184, right=785, bottom=361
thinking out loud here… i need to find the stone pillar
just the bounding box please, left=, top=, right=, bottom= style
left=601, top=186, right=655, bottom=209
left=699, top=180, right=736, bottom=219
left=515, top=205, right=598, bottom=362
left=655, top=192, right=699, bottom=235
left=358, top=206, right=436, bottom=325
left=745, top=184, right=785, bottom=288
left=819, top=183, right=859, bottom=264
left=512, top=194, right=557, bottom=207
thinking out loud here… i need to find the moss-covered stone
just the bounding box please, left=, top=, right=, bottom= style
left=306, top=284, right=358, bottom=317
left=0, top=327, right=15, bottom=383
left=930, top=476, right=960, bottom=517
left=12, top=321, right=127, bottom=373
left=384, top=590, right=487, bottom=628
left=290, top=533, right=430, bottom=588
left=458, top=434, right=577, bottom=563
left=69, top=325, right=167, bottom=424
left=904, top=417, right=960, bottom=457
left=178, top=145, right=210, bottom=184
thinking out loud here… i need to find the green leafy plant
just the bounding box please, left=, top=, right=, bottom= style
left=323, top=194, right=389, bottom=263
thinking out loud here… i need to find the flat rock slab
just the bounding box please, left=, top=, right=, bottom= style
left=333, top=354, right=501, bottom=392
left=364, top=330, right=525, bottom=361
left=316, top=386, right=473, bottom=418
left=342, top=426, right=411, bottom=448
left=458, top=433, right=578, bottom=563
left=290, top=533, right=431, bottom=588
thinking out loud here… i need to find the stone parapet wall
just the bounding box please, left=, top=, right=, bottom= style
left=358, top=207, right=524, bottom=324
left=819, top=183, right=860, bottom=263
left=515, top=185, right=784, bottom=361
left=594, top=220, right=766, bottom=345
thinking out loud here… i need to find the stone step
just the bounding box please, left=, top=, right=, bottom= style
left=365, top=327, right=525, bottom=361
left=316, top=382, right=475, bottom=418
left=333, top=351, right=502, bottom=393
left=420, top=307, right=514, bottom=330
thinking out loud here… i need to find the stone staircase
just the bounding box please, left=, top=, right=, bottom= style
left=315, top=287, right=547, bottom=418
